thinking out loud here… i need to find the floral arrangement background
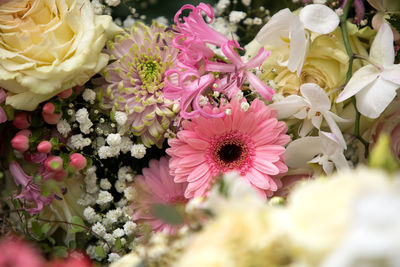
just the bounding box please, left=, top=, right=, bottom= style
left=0, top=0, right=400, bottom=266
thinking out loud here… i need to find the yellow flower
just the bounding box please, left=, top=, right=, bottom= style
left=246, top=22, right=374, bottom=102
left=0, top=0, right=121, bottom=111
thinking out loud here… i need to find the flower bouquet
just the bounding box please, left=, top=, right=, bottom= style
left=1, top=0, right=400, bottom=266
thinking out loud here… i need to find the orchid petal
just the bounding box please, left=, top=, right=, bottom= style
left=300, top=83, right=331, bottom=111
left=330, top=152, right=349, bottom=170
left=320, top=131, right=344, bottom=154
left=299, top=119, right=314, bottom=137
left=269, top=95, right=307, bottom=119
left=323, top=111, right=347, bottom=148
left=245, top=71, right=274, bottom=101
left=355, top=76, right=398, bottom=119
left=311, top=115, right=323, bottom=129
left=370, top=23, right=395, bottom=66
left=255, top=8, right=293, bottom=46
left=299, top=4, right=340, bottom=34
left=337, top=65, right=380, bottom=102
left=381, top=64, right=400, bottom=85
left=284, top=136, right=322, bottom=168
left=288, top=17, right=308, bottom=75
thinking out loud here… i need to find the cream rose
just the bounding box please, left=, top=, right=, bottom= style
left=0, top=0, right=121, bottom=111
left=246, top=22, right=374, bottom=101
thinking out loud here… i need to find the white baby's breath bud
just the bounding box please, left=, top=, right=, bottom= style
left=114, top=111, right=128, bottom=126
left=241, top=0, right=251, bottom=6
left=225, top=108, right=232, bottom=115
left=335, top=8, right=344, bottom=16
left=105, top=0, right=120, bottom=7
left=115, top=180, right=127, bottom=193
left=82, top=89, right=96, bottom=103
left=108, top=253, right=121, bottom=263
left=213, top=91, right=220, bottom=98
left=107, top=133, right=121, bottom=147
left=119, top=136, right=133, bottom=153
left=130, top=144, right=146, bottom=159
left=57, top=119, right=71, bottom=137
left=229, top=11, right=246, bottom=23
left=124, top=187, right=136, bottom=201
left=83, top=207, right=101, bottom=224
left=253, top=17, right=263, bottom=25
left=100, top=179, right=112, bottom=190
left=240, top=102, right=250, bottom=111
left=123, top=221, right=137, bottom=235
left=70, top=134, right=91, bottom=150
left=113, top=228, right=125, bottom=238
left=91, top=222, right=106, bottom=236
left=96, top=190, right=114, bottom=205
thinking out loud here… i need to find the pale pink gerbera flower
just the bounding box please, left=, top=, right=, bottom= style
left=132, top=157, right=187, bottom=233
left=167, top=98, right=290, bottom=198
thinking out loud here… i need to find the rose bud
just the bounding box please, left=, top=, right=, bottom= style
left=13, top=112, right=30, bottom=129
left=57, top=88, right=73, bottom=99
left=42, top=102, right=62, bottom=124
left=37, top=141, right=52, bottom=154
left=11, top=134, right=29, bottom=152
left=69, top=153, right=87, bottom=170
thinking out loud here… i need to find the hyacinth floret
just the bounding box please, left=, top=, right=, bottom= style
left=99, top=22, right=179, bottom=148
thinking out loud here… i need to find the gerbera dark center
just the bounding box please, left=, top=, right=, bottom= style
left=212, top=135, right=249, bottom=171
left=218, top=143, right=242, bottom=163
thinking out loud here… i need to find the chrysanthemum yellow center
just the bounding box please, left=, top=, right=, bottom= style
left=138, top=59, right=161, bottom=83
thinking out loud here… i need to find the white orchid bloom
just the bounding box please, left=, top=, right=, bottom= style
left=284, top=131, right=349, bottom=175
left=255, top=4, right=339, bottom=75
left=269, top=83, right=348, bottom=148
left=337, top=23, right=400, bottom=119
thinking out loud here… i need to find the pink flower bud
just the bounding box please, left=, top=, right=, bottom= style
left=37, top=141, right=52, bottom=154
left=13, top=112, right=30, bottom=129
left=57, top=88, right=72, bottom=99
left=11, top=134, right=29, bottom=152
left=16, top=129, right=31, bottom=137
left=74, top=86, right=84, bottom=94
left=42, top=102, right=62, bottom=124
left=52, top=169, right=67, bottom=181
left=42, top=102, right=55, bottom=114
left=69, top=153, right=87, bottom=170
left=45, top=155, right=63, bottom=172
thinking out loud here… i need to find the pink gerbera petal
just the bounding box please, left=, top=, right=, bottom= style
left=132, top=157, right=187, bottom=233
left=167, top=98, right=290, bottom=198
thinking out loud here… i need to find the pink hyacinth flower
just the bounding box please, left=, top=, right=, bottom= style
left=205, top=41, right=274, bottom=100
left=132, top=157, right=188, bottom=233
left=9, top=162, right=53, bottom=214
left=167, top=98, right=290, bottom=199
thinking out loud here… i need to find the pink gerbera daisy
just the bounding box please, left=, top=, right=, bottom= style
left=167, top=98, right=290, bottom=198
left=132, top=157, right=188, bottom=233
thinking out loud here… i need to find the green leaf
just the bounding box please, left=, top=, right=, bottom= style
left=69, top=216, right=86, bottom=233
left=95, top=246, right=105, bottom=258
left=369, top=134, right=400, bottom=173
left=41, top=223, right=51, bottom=235
left=48, top=236, right=56, bottom=245
left=53, top=246, right=68, bottom=258
left=151, top=203, right=183, bottom=226
left=115, top=238, right=122, bottom=250
left=68, top=240, right=76, bottom=250
left=31, top=220, right=42, bottom=237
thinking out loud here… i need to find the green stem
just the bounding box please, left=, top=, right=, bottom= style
left=340, top=0, right=369, bottom=157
